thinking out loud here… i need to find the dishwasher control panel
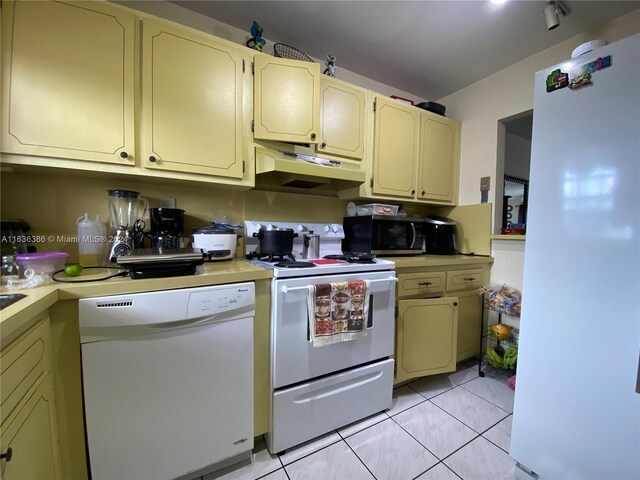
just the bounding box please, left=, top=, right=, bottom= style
left=187, top=283, right=255, bottom=318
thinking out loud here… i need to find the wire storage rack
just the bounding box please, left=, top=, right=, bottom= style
left=478, top=287, right=520, bottom=378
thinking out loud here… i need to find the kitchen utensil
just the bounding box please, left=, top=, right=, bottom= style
left=16, top=252, right=68, bottom=275
left=302, top=230, right=320, bottom=259
left=273, top=43, right=313, bottom=62
left=414, top=101, right=446, bottom=116
left=252, top=227, right=298, bottom=257
left=191, top=227, right=238, bottom=261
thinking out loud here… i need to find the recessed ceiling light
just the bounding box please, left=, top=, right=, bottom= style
left=490, top=0, right=509, bottom=5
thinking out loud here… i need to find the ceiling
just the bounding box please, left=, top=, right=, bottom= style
left=170, top=0, right=639, bottom=100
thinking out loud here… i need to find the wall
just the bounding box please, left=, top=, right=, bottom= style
left=114, top=0, right=424, bottom=102
left=437, top=8, right=640, bottom=285
left=439, top=8, right=640, bottom=209
left=0, top=171, right=349, bottom=262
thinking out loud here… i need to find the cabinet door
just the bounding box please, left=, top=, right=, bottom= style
left=372, top=96, right=419, bottom=198
left=318, top=77, right=366, bottom=160
left=141, top=19, right=244, bottom=178
left=0, top=374, right=61, bottom=480
left=396, top=298, right=458, bottom=383
left=1, top=0, right=135, bottom=165
left=253, top=55, right=320, bottom=144
left=417, top=112, right=459, bottom=203
left=456, top=290, right=483, bottom=362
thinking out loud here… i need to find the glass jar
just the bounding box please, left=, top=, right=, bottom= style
left=1, top=255, right=21, bottom=285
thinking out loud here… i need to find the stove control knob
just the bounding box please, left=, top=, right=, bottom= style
left=331, top=224, right=340, bottom=233
left=267, top=224, right=274, bottom=230
left=323, top=225, right=330, bottom=233
left=255, top=223, right=263, bottom=231
left=296, top=224, right=305, bottom=232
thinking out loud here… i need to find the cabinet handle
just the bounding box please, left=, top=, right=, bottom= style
left=418, top=282, right=432, bottom=286
left=411, top=189, right=416, bottom=195
left=310, top=133, right=316, bottom=140
left=1, top=448, right=12, bottom=462
left=421, top=190, right=425, bottom=196
left=453, top=302, right=458, bottom=307
left=321, top=141, right=327, bottom=148
left=119, top=151, right=129, bottom=159
left=464, top=277, right=475, bottom=281
left=149, top=156, right=157, bottom=163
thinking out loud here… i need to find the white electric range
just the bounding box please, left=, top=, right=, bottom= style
left=244, top=220, right=397, bottom=454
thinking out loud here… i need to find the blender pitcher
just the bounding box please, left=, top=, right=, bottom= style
left=107, top=190, right=148, bottom=260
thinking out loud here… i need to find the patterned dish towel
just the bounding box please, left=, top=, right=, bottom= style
left=307, top=280, right=371, bottom=347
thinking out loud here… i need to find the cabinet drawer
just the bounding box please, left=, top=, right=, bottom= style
left=446, top=269, right=485, bottom=291
left=1, top=317, right=51, bottom=425
left=397, top=272, right=445, bottom=297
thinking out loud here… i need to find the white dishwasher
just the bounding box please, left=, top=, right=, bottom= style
left=79, top=282, right=255, bottom=480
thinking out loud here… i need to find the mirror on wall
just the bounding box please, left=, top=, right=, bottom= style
left=498, top=112, right=532, bottom=234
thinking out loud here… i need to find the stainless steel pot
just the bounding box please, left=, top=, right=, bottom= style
left=302, top=230, right=320, bottom=259
left=252, top=227, right=298, bottom=257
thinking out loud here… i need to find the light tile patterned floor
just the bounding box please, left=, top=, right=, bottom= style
left=208, top=361, right=517, bottom=480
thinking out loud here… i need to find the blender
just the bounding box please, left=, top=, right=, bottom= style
left=107, top=190, right=148, bottom=261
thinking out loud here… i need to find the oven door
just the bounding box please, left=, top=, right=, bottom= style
left=272, top=270, right=396, bottom=389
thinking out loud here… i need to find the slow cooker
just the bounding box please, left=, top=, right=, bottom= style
left=192, top=227, right=238, bottom=261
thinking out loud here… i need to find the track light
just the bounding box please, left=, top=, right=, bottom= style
left=544, top=0, right=570, bottom=30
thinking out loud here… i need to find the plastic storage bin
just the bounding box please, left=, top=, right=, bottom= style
left=16, top=252, right=68, bottom=275
left=358, top=204, right=399, bottom=216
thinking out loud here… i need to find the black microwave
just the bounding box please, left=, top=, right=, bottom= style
left=343, top=215, right=424, bottom=256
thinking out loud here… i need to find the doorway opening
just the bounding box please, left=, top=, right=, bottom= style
left=496, top=111, right=533, bottom=234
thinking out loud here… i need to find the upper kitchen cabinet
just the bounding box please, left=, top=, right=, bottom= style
left=253, top=55, right=320, bottom=145
left=141, top=19, right=246, bottom=179
left=371, top=96, right=420, bottom=198
left=1, top=0, right=135, bottom=165
left=318, top=77, right=366, bottom=161
left=417, top=111, right=459, bottom=204
left=339, top=96, right=460, bottom=205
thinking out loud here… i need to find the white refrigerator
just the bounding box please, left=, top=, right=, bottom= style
left=510, top=34, right=640, bottom=479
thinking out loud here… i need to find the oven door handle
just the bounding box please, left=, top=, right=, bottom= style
left=281, top=277, right=397, bottom=293
left=409, top=222, right=417, bottom=249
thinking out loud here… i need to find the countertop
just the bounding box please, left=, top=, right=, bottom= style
left=0, top=259, right=273, bottom=345
left=386, top=254, right=494, bottom=269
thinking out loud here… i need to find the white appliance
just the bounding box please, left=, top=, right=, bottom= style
left=510, top=34, right=640, bottom=479
left=79, top=283, right=255, bottom=480
left=245, top=221, right=397, bottom=453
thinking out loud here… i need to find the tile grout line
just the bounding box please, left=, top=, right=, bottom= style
left=341, top=435, right=379, bottom=480
left=429, top=387, right=511, bottom=434
left=459, top=381, right=514, bottom=413
left=278, top=433, right=343, bottom=468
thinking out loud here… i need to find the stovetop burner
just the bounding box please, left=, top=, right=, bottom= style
left=274, top=260, right=316, bottom=268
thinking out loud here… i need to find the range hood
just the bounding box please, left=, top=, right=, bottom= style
left=255, top=147, right=365, bottom=191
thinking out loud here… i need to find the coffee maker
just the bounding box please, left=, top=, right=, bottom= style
left=108, top=190, right=148, bottom=261
left=147, top=208, right=189, bottom=249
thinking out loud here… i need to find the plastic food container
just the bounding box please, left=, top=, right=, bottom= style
left=358, top=204, right=399, bottom=216
left=16, top=252, right=68, bottom=275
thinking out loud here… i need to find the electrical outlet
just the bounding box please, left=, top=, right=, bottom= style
left=159, top=198, right=176, bottom=209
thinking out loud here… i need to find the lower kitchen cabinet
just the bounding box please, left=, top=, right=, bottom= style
left=455, top=290, right=484, bottom=362
left=396, top=298, right=458, bottom=382
left=0, top=314, right=61, bottom=479
left=394, top=262, right=490, bottom=383
left=1, top=374, right=60, bottom=480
